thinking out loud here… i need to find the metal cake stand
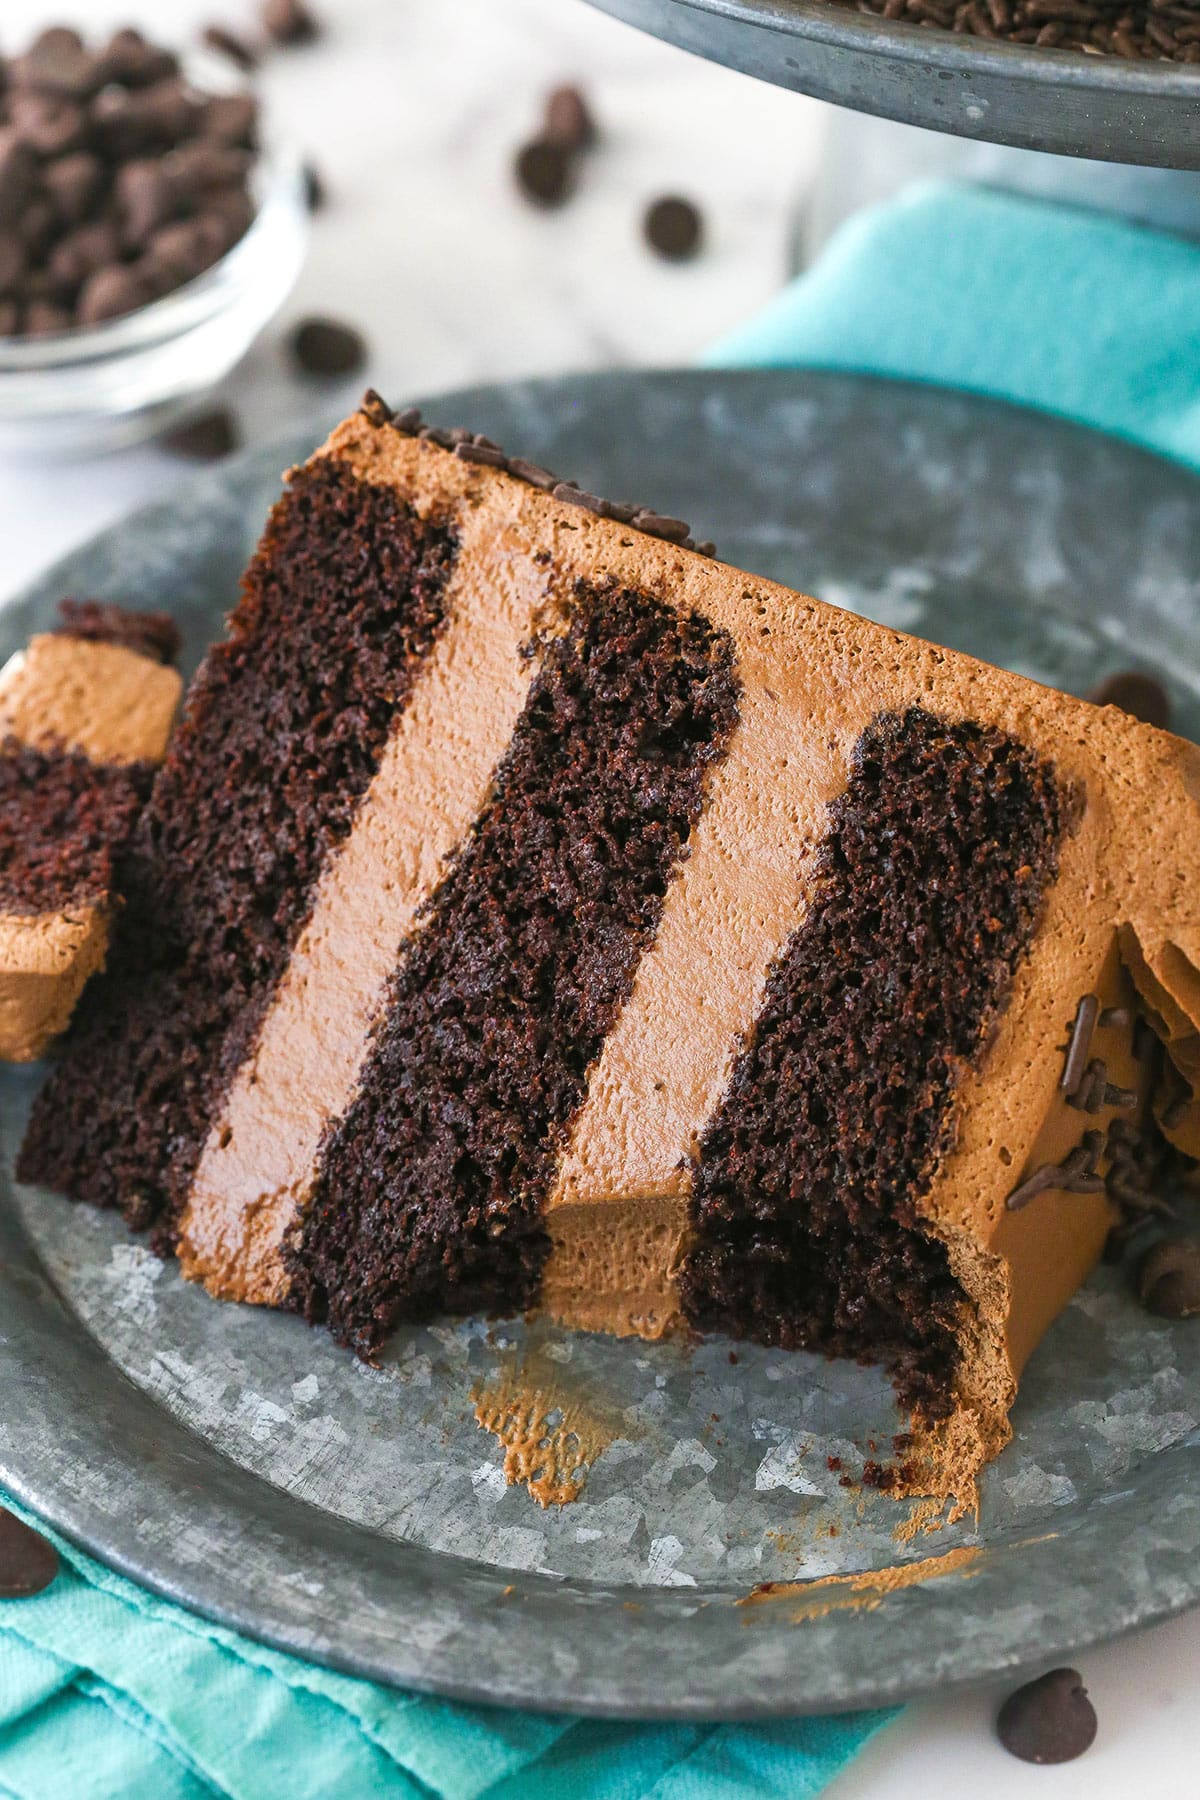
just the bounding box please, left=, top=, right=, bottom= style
left=585, top=0, right=1200, bottom=167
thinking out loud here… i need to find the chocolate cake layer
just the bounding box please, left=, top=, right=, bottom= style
left=18, top=460, right=456, bottom=1228
left=288, top=583, right=739, bottom=1355
left=0, top=742, right=153, bottom=914
left=680, top=708, right=1067, bottom=1413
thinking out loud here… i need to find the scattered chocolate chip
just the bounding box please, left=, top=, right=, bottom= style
left=262, top=0, right=321, bottom=46
left=202, top=25, right=259, bottom=71
left=543, top=84, right=595, bottom=151
left=289, top=315, right=366, bottom=377
left=1137, top=1238, right=1200, bottom=1318
left=1086, top=670, right=1171, bottom=731
left=644, top=195, right=703, bottom=262
left=997, top=1669, right=1096, bottom=1764
left=514, top=138, right=573, bottom=209
left=160, top=405, right=240, bottom=460
left=302, top=160, right=325, bottom=211
left=0, top=1507, right=59, bottom=1598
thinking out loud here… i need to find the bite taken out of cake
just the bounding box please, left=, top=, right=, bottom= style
left=18, top=394, right=1200, bottom=1508
left=0, top=602, right=182, bottom=1063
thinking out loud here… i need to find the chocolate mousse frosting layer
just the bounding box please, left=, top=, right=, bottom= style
left=21, top=401, right=1200, bottom=1509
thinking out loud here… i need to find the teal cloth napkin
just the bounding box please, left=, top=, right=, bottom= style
left=13, top=171, right=1191, bottom=1800
left=710, top=178, right=1200, bottom=476
left=0, top=1483, right=893, bottom=1797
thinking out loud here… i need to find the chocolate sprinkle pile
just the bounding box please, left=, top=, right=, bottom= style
left=359, top=389, right=717, bottom=558
left=834, top=0, right=1200, bottom=61
left=0, top=26, right=261, bottom=338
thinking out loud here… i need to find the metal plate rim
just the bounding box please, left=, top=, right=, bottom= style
left=664, top=0, right=1200, bottom=93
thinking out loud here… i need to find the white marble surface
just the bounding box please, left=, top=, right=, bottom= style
left=0, top=3, right=1198, bottom=1795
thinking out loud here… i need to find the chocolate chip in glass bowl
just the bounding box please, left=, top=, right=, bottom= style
left=75, top=263, right=154, bottom=328
left=10, top=27, right=100, bottom=102
left=0, top=131, right=39, bottom=229
left=199, top=93, right=260, bottom=151
left=42, top=150, right=106, bottom=226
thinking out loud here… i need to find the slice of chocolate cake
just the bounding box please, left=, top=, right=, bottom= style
left=0, top=603, right=181, bottom=1062
left=19, top=398, right=1200, bottom=1505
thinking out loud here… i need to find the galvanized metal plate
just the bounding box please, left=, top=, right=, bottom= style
left=1, top=370, right=1199, bottom=1719
left=583, top=0, right=1200, bottom=168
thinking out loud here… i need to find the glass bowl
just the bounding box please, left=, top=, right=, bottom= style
left=0, top=139, right=308, bottom=458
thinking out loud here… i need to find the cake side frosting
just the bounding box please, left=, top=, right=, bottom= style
left=0, top=626, right=182, bottom=1062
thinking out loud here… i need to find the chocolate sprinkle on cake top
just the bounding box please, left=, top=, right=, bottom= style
left=359, top=390, right=718, bottom=558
